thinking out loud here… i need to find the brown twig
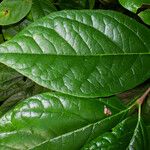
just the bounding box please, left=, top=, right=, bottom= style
left=137, top=88, right=150, bottom=105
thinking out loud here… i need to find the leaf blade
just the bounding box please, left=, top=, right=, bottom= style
left=0, top=10, right=150, bottom=97
left=0, top=92, right=127, bottom=150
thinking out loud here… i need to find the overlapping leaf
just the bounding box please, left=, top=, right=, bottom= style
left=0, top=92, right=127, bottom=150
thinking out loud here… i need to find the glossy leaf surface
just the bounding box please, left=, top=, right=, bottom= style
left=0, top=10, right=150, bottom=97
left=0, top=92, right=127, bottom=150
left=0, top=0, right=32, bottom=25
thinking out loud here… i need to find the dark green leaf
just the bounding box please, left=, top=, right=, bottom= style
left=0, top=63, right=48, bottom=115
left=119, top=0, right=150, bottom=13
left=57, top=0, right=87, bottom=9
left=99, top=0, right=116, bottom=5
left=31, top=0, right=57, bottom=21
left=88, top=0, right=95, bottom=9
left=0, top=10, right=149, bottom=97
left=99, top=96, right=126, bottom=111
left=0, top=79, right=48, bottom=117
left=138, top=9, right=150, bottom=25
left=143, top=94, right=150, bottom=116
left=142, top=94, right=150, bottom=126
left=0, top=63, right=21, bottom=88
left=147, top=125, right=150, bottom=149
left=0, top=34, right=4, bottom=44
left=0, top=92, right=127, bottom=149
left=0, top=0, right=32, bottom=25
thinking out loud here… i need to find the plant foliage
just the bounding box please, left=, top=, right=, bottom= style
left=0, top=0, right=149, bottom=149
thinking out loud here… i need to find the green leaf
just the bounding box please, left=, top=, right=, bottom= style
left=31, top=0, right=57, bottom=21
left=0, top=78, right=48, bottom=117
left=119, top=0, right=150, bottom=13
left=0, top=92, right=127, bottom=149
left=0, top=63, right=21, bottom=87
left=99, top=0, right=116, bottom=5
left=99, top=96, right=126, bottom=111
left=0, top=34, right=4, bottom=44
left=0, top=0, right=32, bottom=25
left=143, top=94, right=150, bottom=116
left=127, top=106, right=147, bottom=149
left=57, top=0, right=87, bottom=9
left=0, top=10, right=149, bottom=97
left=142, top=93, right=150, bottom=126
left=138, top=9, right=150, bottom=25
left=0, top=63, right=48, bottom=114
left=88, top=0, right=95, bottom=9
left=147, top=125, right=150, bottom=149
left=83, top=105, right=148, bottom=150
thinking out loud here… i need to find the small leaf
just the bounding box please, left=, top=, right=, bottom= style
left=31, top=0, right=57, bottom=21
left=119, top=0, right=150, bottom=13
left=138, top=9, right=150, bottom=25
left=0, top=10, right=149, bottom=97
left=0, top=92, right=127, bottom=149
left=0, top=0, right=32, bottom=25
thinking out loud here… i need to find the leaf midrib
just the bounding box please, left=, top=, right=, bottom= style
left=29, top=109, right=127, bottom=150
left=0, top=52, right=149, bottom=57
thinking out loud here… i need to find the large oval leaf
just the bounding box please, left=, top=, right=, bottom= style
left=0, top=10, right=150, bottom=97
left=0, top=0, right=32, bottom=25
left=0, top=92, right=127, bottom=150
